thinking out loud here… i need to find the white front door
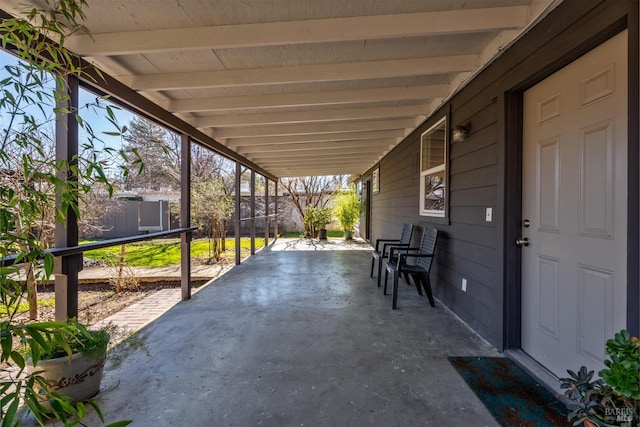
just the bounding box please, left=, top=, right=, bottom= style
left=521, top=31, right=628, bottom=377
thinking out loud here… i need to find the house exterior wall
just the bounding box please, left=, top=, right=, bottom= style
left=361, top=0, right=639, bottom=349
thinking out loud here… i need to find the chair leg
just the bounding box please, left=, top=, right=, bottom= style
left=383, top=266, right=389, bottom=295
left=403, top=272, right=413, bottom=286
left=410, top=273, right=423, bottom=296
left=376, top=256, right=385, bottom=287
left=370, top=256, right=375, bottom=277
left=420, top=273, right=435, bottom=307
left=392, top=269, right=400, bottom=309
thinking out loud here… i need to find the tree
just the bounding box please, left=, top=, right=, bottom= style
left=334, top=184, right=364, bottom=232
left=191, top=180, right=234, bottom=260
left=121, top=119, right=242, bottom=260
left=189, top=144, right=237, bottom=257
left=279, top=175, right=348, bottom=233
left=122, top=117, right=180, bottom=191
left=192, top=143, right=235, bottom=187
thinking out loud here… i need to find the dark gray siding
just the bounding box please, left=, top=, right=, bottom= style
left=361, top=0, right=639, bottom=349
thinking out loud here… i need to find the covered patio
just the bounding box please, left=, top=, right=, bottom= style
left=2, top=0, right=638, bottom=425
left=81, top=240, right=499, bottom=426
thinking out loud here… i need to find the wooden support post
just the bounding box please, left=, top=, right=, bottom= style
left=54, top=75, right=80, bottom=322
left=180, top=134, right=192, bottom=301
left=265, top=178, right=270, bottom=246
left=250, top=169, right=256, bottom=255
left=235, top=162, right=242, bottom=265
left=274, top=180, right=279, bottom=239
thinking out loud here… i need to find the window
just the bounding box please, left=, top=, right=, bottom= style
left=420, top=117, right=447, bottom=216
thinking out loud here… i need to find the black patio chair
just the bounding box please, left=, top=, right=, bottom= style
left=384, top=227, right=439, bottom=310
left=370, top=223, right=414, bottom=287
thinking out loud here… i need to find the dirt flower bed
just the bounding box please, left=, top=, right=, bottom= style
left=8, top=281, right=182, bottom=326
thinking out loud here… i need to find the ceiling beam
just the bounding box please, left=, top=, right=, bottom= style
left=224, top=129, right=405, bottom=146
left=274, top=168, right=373, bottom=178
left=195, top=104, right=429, bottom=128
left=66, top=7, right=529, bottom=55
left=257, top=157, right=378, bottom=167
left=165, top=85, right=449, bottom=113
left=119, top=55, right=478, bottom=91
left=249, top=149, right=381, bottom=161
left=235, top=139, right=396, bottom=154
left=211, top=118, right=418, bottom=138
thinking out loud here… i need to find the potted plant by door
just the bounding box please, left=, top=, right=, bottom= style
left=334, top=185, right=364, bottom=240
left=560, top=329, right=639, bottom=427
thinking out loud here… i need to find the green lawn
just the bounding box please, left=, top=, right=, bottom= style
left=0, top=298, right=55, bottom=317
left=82, top=237, right=265, bottom=267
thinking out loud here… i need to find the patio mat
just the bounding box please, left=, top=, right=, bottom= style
left=448, top=356, right=567, bottom=427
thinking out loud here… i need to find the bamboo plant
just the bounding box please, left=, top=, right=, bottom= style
left=0, top=1, right=137, bottom=425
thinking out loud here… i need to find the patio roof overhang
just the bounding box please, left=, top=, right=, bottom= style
left=2, top=0, right=561, bottom=178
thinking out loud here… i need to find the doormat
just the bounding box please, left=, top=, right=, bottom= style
left=448, top=356, right=567, bottom=427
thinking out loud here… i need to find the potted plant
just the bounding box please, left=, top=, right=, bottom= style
left=304, top=206, right=333, bottom=239
left=560, top=329, right=639, bottom=427
left=314, top=207, right=333, bottom=240
left=26, top=321, right=110, bottom=405
left=303, top=206, right=317, bottom=237
left=333, top=184, right=364, bottom=239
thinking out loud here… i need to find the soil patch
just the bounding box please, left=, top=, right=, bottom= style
left=9, top=280, right=206, bottom=326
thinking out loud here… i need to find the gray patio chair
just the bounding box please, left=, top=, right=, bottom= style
left=370, top=223, right=414, bottom=287
left=384, top=227, right=439, bottom=310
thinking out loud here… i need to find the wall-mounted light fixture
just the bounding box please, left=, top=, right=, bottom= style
left=452, top=122, right=470, bottom=143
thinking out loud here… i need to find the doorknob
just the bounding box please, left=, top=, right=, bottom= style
left=515, top=237, right=529, bottom=247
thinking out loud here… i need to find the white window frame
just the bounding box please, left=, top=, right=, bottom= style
left=419, top=117, right=447, bottom=217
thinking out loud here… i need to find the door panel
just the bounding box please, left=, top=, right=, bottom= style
left=521, top=31, right=627, bottom=377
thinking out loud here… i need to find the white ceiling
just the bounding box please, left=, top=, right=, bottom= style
left=2, top=0, right=560, bottom=178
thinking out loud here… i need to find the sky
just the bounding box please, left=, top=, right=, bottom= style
left=1, top=49, right=136, bottom=153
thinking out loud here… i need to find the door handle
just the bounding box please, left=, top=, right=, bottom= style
left=515, top=237, right=529, bottom=247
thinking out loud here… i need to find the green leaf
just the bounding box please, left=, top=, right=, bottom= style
left=76, top=401, right=87, bottom=418
left=87, top=399, right=105, bottom=422
left=1, top=329, right=13, bottom=358
left=106, top=105, right=116, bottom=120
left=104, top=421, right=133, bottom=427
left=10, top=350, right=24, bottom=369
left=24, top=395, right=45, bottom=424
left=44, top=252, right=55, bottom=277
left=1, top=397, right=19, bottom=427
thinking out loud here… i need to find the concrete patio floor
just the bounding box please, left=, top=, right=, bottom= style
left=85, top=238, right=501, bottom=426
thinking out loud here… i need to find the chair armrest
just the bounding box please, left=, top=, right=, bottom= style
left=381, top=241, right=410, bottom=255
left=399, top=253, right=434, bottom=260
left=396, top=253, right=434, bottom=268
left=396, top=253, right=433, bottom=269
left=388, top=246, right=419, bottom=259
left=374, top=238, right=400, bottom=251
